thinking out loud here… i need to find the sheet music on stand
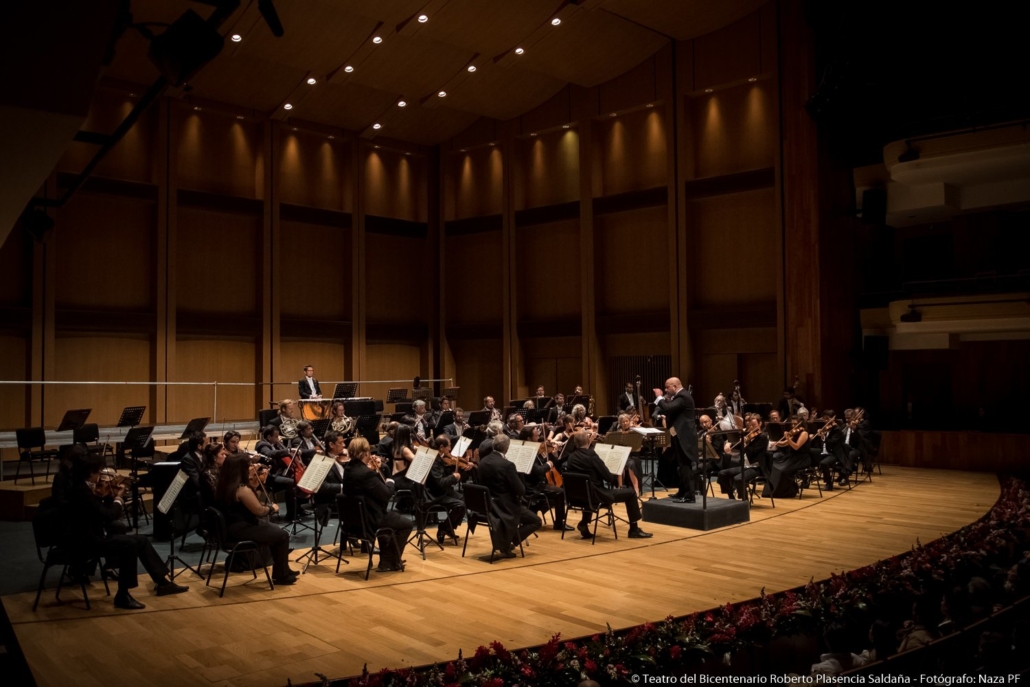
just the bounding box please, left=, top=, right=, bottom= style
left=297, top=455, right=334, bottom=493
left=452, top=435, right=472, bottom=458
left=407, top=447, right=439, bottom=485
left=631, top=427, right=665, bottom=437
left=57, top=409, right=92, bottom=432
left=157, top=470, right=189, bottom=515
left=117, top=406, right=146, bottom=428
left=504, top=440, right=540, bottom=474
left=604, top=431, right=644, bottom=452
left=593, top=443, right=632, bottom=478
left=333, top=383, right=358, bottom=399
left=179, top=417, right=210, bottom=440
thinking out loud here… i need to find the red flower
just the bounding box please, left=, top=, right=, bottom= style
left=483, top=679, right=504, bottom=687
left=670, top=645, right=682, bottom=659
left=521, top=665, right=536, bottom=679
left=585, top=659, right=597, bottom=672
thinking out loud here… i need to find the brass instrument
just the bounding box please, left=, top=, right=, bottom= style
left=329, top=414, right=355, bottom=436
left=279, top=415, right=299, bottom=440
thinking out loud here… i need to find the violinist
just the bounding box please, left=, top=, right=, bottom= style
left=717, top=414, right=770, bottom=500
left=200, top=442, right=227, bottom=508
left=519, top=426, right=572, bottom=531
left=425, top=435, right=466, bottom=545
left=763, top=416, right=810, bottom=499
left=310, top=430, right=349, bottom=507
left=810, top=410, right=847, bottom=490
left=443, top=407, right=468, bottom=440
left=482, top=396, right=502, bottom=424
left=570, top=403, right=594, bottom=430
left=223, top=430, right=243, bottom=456
left=342, top=437, right=411, bottom=572
left=606, top=413, right=642, bottom=497
left=254, top=426, right=297, bottom=520
left=215, top=455, right=298, bottom=585
left=65, top=447, right=189, bottom=609
left=842, top=409, right=866, bottom=477
left=697, top=413, right=725, bottom=483
left=292, top=421, right=324, bottom=463
left=405, top=399, right=432, bottom=444
left=505, top=413, right=525, bottom=438
left=178, top=431, right=209, bottom=493
left=390, top=424, right=417, bottom=491
left=377, top=421, right=399, bottom=457
left=270, top=399, right=299, bottom=440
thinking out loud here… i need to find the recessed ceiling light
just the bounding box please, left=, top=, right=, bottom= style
left=489, top=142, right=495, bottom=146
left=609, top=112, right=616, bottom=117
left=438, top=90, right=447, bottom=98
left=646, top=103, right=654, bottom=108
left=562, top=124, right=570, bottom=129
left=748, top=77, right=757, bottom=82
left=405, top=152, right=411, bottom=156
left=307, top=77, right=317, bottom=85
left=374, top=145, right=380, bottom=149
left=514, top=47, right=524, bottom=55
left=460, top=149, right=466, bottom=153
left=344, top=65, right=354, bottom=73
left=129, top=93, right=136, bottom=97
left=467, top=65, right=476, bottom=73
left=418, top=14, right=428, bottom=23
left=397, top=100, right=407, bottom=107
left=529, top=132, right=537, bottom=137
left=551, top=18, right=561, bottom=26
left=236, top=115, right=244, bottom=120
left=231, top=34, right=242, bottom=42
left=292, top=127, right=297, bottom=131
left=328, top=135, right=335, bottom=139
left=704, top=88, right=713, bottom=93
left=372, top=36, right=383, bottom=44
left=373, top=123, right=382, bottom=130
left=283, top=103, right=293, bottom=110
left=194, top=106, right=201, bottom=111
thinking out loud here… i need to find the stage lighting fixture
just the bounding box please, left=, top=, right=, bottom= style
left=307, top=77, right=316, bottom=84
left=467, top=65, right=476, bottom=72
left=418, top=14, right=428, bottom=23
left=551, top=18, right=561, bottom=26
left=373, top=36, right=383, bottom=44
left=344, top=65, right=354, bottom=72
left=231, top=34, right=242, bottom=42
left=373, top=123, right=382, bottom=129
left=515, top=47, right=524, bottom=55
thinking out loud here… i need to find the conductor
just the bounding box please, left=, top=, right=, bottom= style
left=652, top=377, right=697, bottom=503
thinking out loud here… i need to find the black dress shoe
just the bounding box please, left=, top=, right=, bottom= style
left=376, top=563, right=405, bottom=572
left=628, top=528, right=653, bottom=539
left=553, top=523, right=575, bottom=531
left=500, top=549, right=518, bottom=559
left=272, top=575, right=298, bottom=585
left=113, top=593, right=145, bottom=610
left=155, top=582, right=189, bottom=597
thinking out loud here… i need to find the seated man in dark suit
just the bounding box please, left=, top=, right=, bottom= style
left=443, top=407, right=469, bottom=441
left=342, top=438, right=411, bottom=571
left=564, top=431, right=652, bottom=539
left=65, top=447, right=188, bottom=609
left=474, top=434, right=541, bottom=557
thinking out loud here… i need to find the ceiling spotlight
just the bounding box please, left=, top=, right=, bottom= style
left=467, top=65, right=476, bottom=72
left=292, top=127, right=297, bottom=131
left=328, top=135, right=335, bottom=139
left=283, top=103, right=293, bottom=110
left=231, top=34, right=242, bottom=42
left=372, top=36, right=383, bottom=44
left=438, top=90, right=447, bottom=97
left=646, top=103, right=654, bottom=108
left=129, top=93, right=136, bottom=97
left=460, top=148, right=466, bottom=153
left=374, top=145, right=380, bottom=149
left=748, top=77, right=757, bottom=82
left=530, top=132, right=537, bottom=137
left=373, top=123, right=382, bottom=130
left=514, top=47, right=524, bottom=55
left=562, top=124, right=569, bottom=129
left=194, top=106, right=201, bottom=111
left=307, top=77, right=317, bottom=85
left=609, top=112, right=616, bottom=117
left=418, top=14, right=428, bottom=23
left=704, top=88, right=713, bottom=93
left=551, top=18, right=561, bottom=26
left=236, top=115, right=244, bottom=120
left=344, top=65, right=354, bottom=73
left=405, top=152, right=411, bottom=156
left=397, top=100, right=407, bottom=107
left=489, top=142, right=495, bottom=146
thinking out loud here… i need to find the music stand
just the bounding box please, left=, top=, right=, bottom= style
left=123, top=425, right=156, bottom=531
left=333, top=383, right=358, bottom=399
left=57, top=409, right=92, bottom=432
left=437, top=411, right=454, bottom=429
left=635, top=428, right=669, bottom=500
left=355, top=414, right=382, bottom=445
left=412, top=387, right=432, bottom=401
left=596, top=416, right=618, bottom=435
left=389, top=412, right=407, bottom=423
left=395, top=401, right=414, bottom=415
left=443, top=386, right=459, bottom=400
left=310, top=418, right=332, bottom=439
left=387, top=388, right=409, bottom=404
left=569, top=395, right=591, bottom=410
left=154, top=467, right=202, bottom=580
left=534, top=397, right=552, bottom=410
left=467, top=410, right=492, bottom=427
left=179, top=417, right=210, bottom=440
left=117, top=406, right=146, bottom=428
left=344, top=398, right=376, bottom=418
left=743, top=403, right=773, bottom=420
left=508, top=399, right=526, bottom=409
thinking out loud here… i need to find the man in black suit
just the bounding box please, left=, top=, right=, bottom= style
left=564, top=431, right=652, bottom=538
left=617, top=382, right=640, bottom=413
left=474, top=435, right=541, bottom=557
left=652, top=376, right=698, bottom=503
left=426, top=435, right=466, bottom=544
left=65, top=449, right=188, bottom=609
left=342, top=438, right=411, bottom=571
left=255, top=426, right=297, bottom=518
left=443, top=408, right=468, bottom=440
left=177, top=431, right=208, bottom=491
left=298, top=365, right=322, bottom=400
left=717, top=414, right=771, bottom=500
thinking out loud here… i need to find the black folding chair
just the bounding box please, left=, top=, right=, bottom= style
left=16, top=427, right=58, bottom=485
left=336, top=495, right=396, bottom=580
left=200, top=507, right=273, bottom=597
left=31, top=501, right=110, bottom=610
left=561, top=472, right=617, bottom=544
left=461, top=484, right=523, bottom=562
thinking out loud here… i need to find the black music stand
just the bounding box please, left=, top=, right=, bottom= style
left=282, top=446, right=314, bottom=536
left=533, top=397, right=553, bottom=410
left=122, top=425, right=156, bottom=531
left=412, top=387, right=432, bottom=401
left=443, top=386, right=459, bottom=400
left=639, top=430, right=670, bottom=500
left=437, top=411, right=454, bottom=428
left=293, top=464, right=346, bottom=573
left=527, top=408, right=549, bottom=424
left=596, top=416, right=617, bottom=435
left=310, top=418, right=331, bottom=440
left=179, top=417, right=210, bottom=440
left=355, top=414, right=381, bottom=445
left=743, top=403, right=773, bottom=420
left=389, top=412, right=407, bottom=423
left=57, top=409, right=92, bottom=432
left=569, top=395, right=591, bottom=411
left=466, top=410, right=491, bottom=426
left=154, top=468, right=203, bottom=581
left=387, top=388, right=409, bottom=404
left=333, top=383, right=358, bottom=399
left=508, top=399, right=527, bottom=409
left=395, top=401, right=414, bottom=415
left=117, top=406, right=146, bottom=428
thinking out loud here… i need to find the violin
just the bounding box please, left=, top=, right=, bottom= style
left=92, top=468, right=131, bottom=499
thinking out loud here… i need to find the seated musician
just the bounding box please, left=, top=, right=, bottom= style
left=222, top=430, right=243, bottom=456
left=254, top=425, right=298, bottom=519
left=697, top=414, right=725, bottom=481
left=343, top=437, right=412, bottom=572
left=717, top=414, right=770, bottom=500
left=550, top=392, right=567, bottom=423
left=377, top=421, right=398, bottom=457
left=298, top=365, right=322, bottom=400
left=810, top=410, right=848, bottom=490
left=404, top=399, right=432, bottom=444
left=606, top=413, right=642, bottom=497
left=505, top=413, right=525, bottom=439
left=842, top=409, right=866, bottom=477
left=443, top=407, right=468, bottom=440
left=327, top=401, right=354, bottom=439
left=564, top=431, right=652, bottom=539
left=178, top=431, right=209, bottom=491
left=713, top=394, right=733, bottom=429
left=763, top=416, right=810, bottom=499
left=569, top=403, right=594, bottom=430
left=200, top=442, right=227, bottom=508
left=65, top=447, right=189, bottom=609
left=310, top=430, right=349, bottom=508
left=390, top=424, right=417, bottom=491
left=214, top=455, right=298, bottom=585
left=777, top=386, right=801, bottom=421
left=768, top=409, right=782, bottom=424
left=519, top=427, right=571, bottom=532
left=475, top=434, right=541, bottom=557
left=270, top=399, right=299, bottom=441
left=853, top=407, right=875, bottom=474
left=617, top=382, right=639, bottom=413
left=292, top=421, right=323, bottom=463
left=728, top=389, right=745, bottom=416
left=482, top=396, right=502, bottom=424
left=426, top=435, right=467, bottom=544
left=534, top=385, right=546, bottom=398
left=427, top=397, right=444, bottom=431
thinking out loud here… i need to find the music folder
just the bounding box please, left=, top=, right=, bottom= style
left=406, top=447, right=439, bottom=485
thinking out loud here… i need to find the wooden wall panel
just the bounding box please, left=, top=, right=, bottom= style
left=55, top=195, right=155, bottom=311
left=175, top=109, right=264, bottom=198
left=515, top=130, right=579, bottom=210
left=177, top=207, right=261, bottom=315
left=365, top=343, right=421, bottom=405
left=689, top=81, right=776, bottom=179
left=0, top=335, right=29, bottom=430
left=444, top=230, right=502, bottom=325
left=47, top=335, right=153, bottom=427
left=598, top=56, right=661, bottom=115
left=602, top=332, right=671, bottom=357
left=278, top=132, right=351, bottom=211
left=168, top=338, right=259, bottom=422
left=0, top=227, right=32, bottom=307
left=364, top=148, right=425, bottom=221
left=689, top=187, right=776, bottom=308
left=275, top=341, right=348, bottom=403
left=692, top=11, right=763, bottom=90
left=595, top=205, right=670, bottom=315
left=521, top=336, right=582, bottom=398
left=515, top=219, right=580, bottom=322
left=698, top=352, right=738, bottom=408
left=279, top=220, right=350, bottom=320
left=880, top=431, right=1030, bottom=473
left=58, top=90, right=157, bottom=183
left=445, top=147, right=504, bottom=220
left=739, top=351, right=780, bottom=406
left=597, top=108, right=668, bottom=196
left=365, top=233, right=427, bottom=326
left=448, top=339, right=503, bottom=413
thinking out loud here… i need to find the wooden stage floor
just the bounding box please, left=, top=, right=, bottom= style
left=4, top=467, right=999, bottom=687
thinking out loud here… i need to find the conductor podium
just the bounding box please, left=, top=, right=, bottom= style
left=642, top=497, right=750, bottom=531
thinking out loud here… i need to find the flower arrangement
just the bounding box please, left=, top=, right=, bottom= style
left=307, top=477, right=1029, bottom=687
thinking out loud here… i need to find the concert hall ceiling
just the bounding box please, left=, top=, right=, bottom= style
left=103, top=0, right=766, bottom=144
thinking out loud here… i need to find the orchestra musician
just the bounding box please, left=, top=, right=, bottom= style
left=200, top=442, right=227, bottom=509
left=270, top=399, right=299, bottom=440
left=617, top=382, right=640, bottom=413
left=214, top=454, right=298, bottom=585
left=716, top=414, right=771, bottom=500
left=606, top=413, right=642, bottom=497
left=292, top=421, right=324, bottom=463
left=534, top=385, right=547, bottom=398
left=404, top=399, right=432, bottom=444
left=425, top=435, right=467, bottom=544
left=713, top=394, right=737, bottom=431
left=222, top=430, right=243, bottom=456
left=482, top=396, right=502, bottom=424
left=390, top=424, right=417, bottom=491
left=652, top=377, right=698, bottom=503
left=63, top=447, right=189, bottom=609
left=178, top=430, right=209, bottom=493
left=443, top=407, right=468, bottom=440
left=254, top=425, right=298, bottom=520
left=505, top=413, right=525, bottom=438
left=312, top=431, right=349, bottom=506
left=327, top=400, right=355, bottom=439
left=342, top=437, right=411, bottom=572
left=810, top=410, right=848, bottom=490
left=298, top=365, right=322, bottom=400
left=519, top=426, right=572, bottom=531
left=569, top=403, right=594, bottom=430
left=777, top=386, right=802, bottom=421
left=763, top=416, right=810, bottom=499
left=564, top=431, right=652, bottom=539
left=377, top=421, right=399, bottom=457
left=728, top=388, right=746, bottom=416
left=475, top=434, right=541, bottom=557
